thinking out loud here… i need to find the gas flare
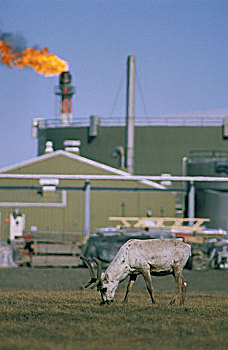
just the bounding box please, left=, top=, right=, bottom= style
left=0, top=40, right=68, bottom=76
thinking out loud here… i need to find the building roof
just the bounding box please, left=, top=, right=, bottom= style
left=0, top=150, right=165, bottom=189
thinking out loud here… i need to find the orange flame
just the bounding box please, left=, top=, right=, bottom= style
left=0, top=40, right=69, bottom=76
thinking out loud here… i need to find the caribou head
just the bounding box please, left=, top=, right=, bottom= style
left=80, top=256, right=115, bottom=305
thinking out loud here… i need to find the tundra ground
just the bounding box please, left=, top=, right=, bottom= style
left=0, top=269, right=227, bottom=350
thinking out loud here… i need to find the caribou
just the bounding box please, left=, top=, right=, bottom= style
left=80, top=238, right=191, bottom=306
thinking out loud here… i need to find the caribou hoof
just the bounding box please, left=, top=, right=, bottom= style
left=100, top=300, right=113, bottom=306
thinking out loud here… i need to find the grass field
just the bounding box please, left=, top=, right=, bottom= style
left=0, top=289, right=227, bottom=350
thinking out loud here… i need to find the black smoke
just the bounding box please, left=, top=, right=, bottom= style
left=0, top=31, right=27, bottom=53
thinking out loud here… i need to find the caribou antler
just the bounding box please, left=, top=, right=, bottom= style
left=80, top=256, right=97, bottom=288
left=80, top=256, right=102, bottom=289
left=92, top=257, right=102, bottom=289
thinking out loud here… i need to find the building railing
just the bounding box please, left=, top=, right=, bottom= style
left=37, top=115, right=225, bottom=128
left=189, top=150, right=228, bottom=161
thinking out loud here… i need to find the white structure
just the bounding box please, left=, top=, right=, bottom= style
left=10, top=211, right=25, bottom=241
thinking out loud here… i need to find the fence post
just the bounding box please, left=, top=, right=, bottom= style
left=84, top=180, right=91, bottom=237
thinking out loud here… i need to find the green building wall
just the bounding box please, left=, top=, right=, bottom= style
left=41, top=125, right=228, bottom=175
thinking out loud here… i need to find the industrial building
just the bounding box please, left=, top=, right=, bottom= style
left=34, top=64, right=228, bottom=178
left=1, top=57, right=228, bottom=242
left=0, top=150, right=175, bottom=241
left=31, top=59, right=228, bottom=231
left=35, top=111, right=228, bottom=177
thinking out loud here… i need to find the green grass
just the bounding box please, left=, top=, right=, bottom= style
left=0, top=290, right=227, bottom=350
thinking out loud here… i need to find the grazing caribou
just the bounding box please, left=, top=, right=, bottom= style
left=81, top=238, right=191, bottom=306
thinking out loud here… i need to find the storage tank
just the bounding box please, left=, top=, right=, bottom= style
left=187, top=150, right=228, bottom=229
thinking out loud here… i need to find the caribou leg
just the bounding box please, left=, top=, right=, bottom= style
left=141, top=269, right=156, bottom=304
left=123, top=274, right=137, bottom=303
left=170, top=263, right=182, bottom=305
left=180, top=277, right=188, bottom=306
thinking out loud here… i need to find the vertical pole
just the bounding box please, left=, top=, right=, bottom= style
left=188, top=181, right=195, bottom=224
left=182, top=157, right=188, bottom=215
left=121, top=199, right=125, bottom=217
left=125, top=55, right=135, bottom=174
left=84, top=180, right=91, bottom=237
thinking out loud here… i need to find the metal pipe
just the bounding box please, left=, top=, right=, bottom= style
left=1, top=174, right=228, bottom=182
left=181, top=156, right=188, bottom=214
left=125, top=56, right=135, bottom=174
left=111, top=146, right=125, bottom=169
left=84, top=180, right=91, bottom=237
left=188, top=181, right=195, bottom=223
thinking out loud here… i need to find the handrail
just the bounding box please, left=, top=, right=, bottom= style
left=38, top=115, right=225, bottom=128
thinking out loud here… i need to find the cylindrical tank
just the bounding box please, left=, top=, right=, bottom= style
left=187, top=151, right=228, bottom=230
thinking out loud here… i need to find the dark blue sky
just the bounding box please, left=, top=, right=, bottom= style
left=0, top=0, right=227, bottom=168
